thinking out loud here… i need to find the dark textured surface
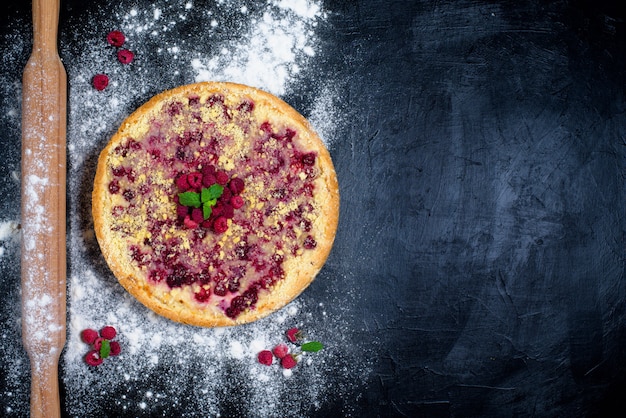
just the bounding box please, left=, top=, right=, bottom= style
left=1, top=0, right=625, bottom=416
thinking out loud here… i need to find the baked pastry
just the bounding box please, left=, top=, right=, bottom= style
left=92, top=82, right=339, bottom=327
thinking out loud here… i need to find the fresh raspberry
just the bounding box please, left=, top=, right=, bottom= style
left=109, top=341, right=122, bottom=356
left=215, top=170, right=229, bottom=185
left=230, top=195, right=244, bottom=209
left=202, top=164, right=216, bottom=176
left=220, top=187, right=232, bottom=202
left=100, top=326, right=117, bottom=340
left=176, top=173, right=190, bottom=191
left=281, top=354, right=297, bottom=369
left=213, top=216, right=228, bottom=234
left=187, top=172, right=203, bottom=189
left=106, top=30, right=126, bottom=47
left=286, top=327, right=303, bottom=343
left=85, top=350, right=103, bottom=366
left=177, top=204, right=190, bottom=218
left=93, top=337, right=104, bottom=351
left=272, top=343, right=289, bottom=359
left=117, top=49, right=135, bottom=64
left=211, top=203, right=224, bottom=218
left=184, top=215, right=199, bottom=229
left=92, top=74, right=109, bottom=91
left=257, top=350, right=273, bottom=366
left=202, top=173, right=217, bottom=187
left=191, top=207, right=204, bottom=224
left=228, top=177, right=245, bottom=195
left=221, top=204, right=234, bottom=219
left=81, top=328, right=99, bottom=345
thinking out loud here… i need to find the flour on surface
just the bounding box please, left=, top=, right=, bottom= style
left=1, top=1, right=370, bottom=416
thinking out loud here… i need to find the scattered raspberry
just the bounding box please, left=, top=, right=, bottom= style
left=93, top=337, right=104, bottom=351
left=100, top=326, right=117, bottom=340
left=92, top=74, right=109, bottom=91
left=106, top=30, right=126, bottom=47
left=81, top=326, right=122, bottom=366
left=286, top=327, right=303, bottom=343
left=85, top=350, right=103, bottom=367
left=272, top=343, right=289, bottom=359
left=258, top=350, right=273, bottom=366
left=281, top=354, right=297, bottom=369
left=117, top=49, right=135, bottom=64
left=81, top=328, right=98, bottom=344
left=109, top=341, right=122, bottom=356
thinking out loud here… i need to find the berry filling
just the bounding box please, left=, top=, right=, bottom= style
left=105, top=93, right=321, bottom=319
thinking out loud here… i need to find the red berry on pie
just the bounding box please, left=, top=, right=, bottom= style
left=176, top=173, right=190, bottom=191
left=230, top=195, right=244, bottom=209
left=187, top=172, right=203, bottom=189
left=93, top=337, right=104, bottom=350
left=228, top=177, right=245, bottom=195
left=212, top=216, right=228, bottom=233
left=215, top=170, right=229, bottom=185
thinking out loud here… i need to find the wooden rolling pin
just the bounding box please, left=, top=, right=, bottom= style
left=20, top=0, right=66, bottom=417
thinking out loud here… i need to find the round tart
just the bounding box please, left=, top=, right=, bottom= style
left=92, top=82, right=339, bottom=327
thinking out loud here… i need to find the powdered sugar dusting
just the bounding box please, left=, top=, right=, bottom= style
left=1, top=1, right=369, bottom=416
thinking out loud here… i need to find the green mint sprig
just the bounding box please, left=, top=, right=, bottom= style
left=179, top=184, right=224, bottom=220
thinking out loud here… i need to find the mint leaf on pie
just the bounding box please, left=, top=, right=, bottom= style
left=179, top=191, right=201, bottom=208
left=203, top=202, right=212, bottom=220
left=203, top=184, right=224, bottom=201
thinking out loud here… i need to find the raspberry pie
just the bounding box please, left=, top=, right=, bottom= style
left=92, top=82, right=339, bottom=327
